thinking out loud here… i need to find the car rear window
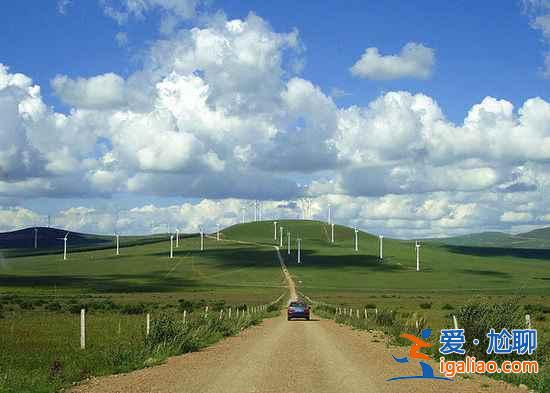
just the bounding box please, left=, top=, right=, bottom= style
left=290, top=302, right=306, bottom=307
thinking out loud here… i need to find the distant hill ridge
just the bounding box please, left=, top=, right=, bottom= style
left=431, top=226, right=550, bottom=249
left=0, top=227, right=111, bottom=249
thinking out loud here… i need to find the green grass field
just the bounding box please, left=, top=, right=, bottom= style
left=0, top=220, right=549, bottom=392
left=223, top=220, right=549, bottom=350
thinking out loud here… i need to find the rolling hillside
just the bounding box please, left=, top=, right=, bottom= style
left=429, top=227, right=550, bottom=249
left=0, top=227, right=171, bottom=257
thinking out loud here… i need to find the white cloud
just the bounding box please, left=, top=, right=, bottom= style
left=2, top=10, right=550, bottom=238
left=350, top=42, right=435, bottom=80
left=501, top=211, right=533, bottom=223
left=57, top=0, right=71, bottom=15
left=523, top=0, right=550, bottom=77
left=115, top=32, right=129, bottom=47
left=51, top=73, right=127, bottom=110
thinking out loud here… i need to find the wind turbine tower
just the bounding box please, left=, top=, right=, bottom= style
left=415, top=240, right=421, bottom=271
left=170, top=234, right=174, bottom=259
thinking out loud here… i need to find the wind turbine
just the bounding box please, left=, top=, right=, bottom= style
left=34, top=228, right=38, bottom=249
left=176, top=229, right=180, bottom=248
left=200, top=227, right=204, bottom=251
left=57, top=232, right=69, bottom=260
left=279, top=226, right=284, bottom=247
left=273, top=221, right=278, bottom=240
left=331, top=223, right=335, bottom=244
left=115, top=233, right=120, bottom=256
left=415, top=240, right=421, bottom=271
left=354, top=227, right=359, bottom=252
left=170, top=234, right=174, bottom=259
left=297, top=238, right=302, bottom=264
left=241, top=206, right=246, bottom=224
left=217, top=224, right=220, bottom=241
left=379, top=235, right=383, bottom=261
left=287, top=231, right=291, bottom=255
left=328, top=204, right=331, bottom=224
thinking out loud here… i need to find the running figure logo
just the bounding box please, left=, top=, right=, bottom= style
left=387, top=328, right=452, bottom=381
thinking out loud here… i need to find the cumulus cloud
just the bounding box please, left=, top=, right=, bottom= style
left=3, top=188, right=550, bottom=238
left=350, top=42, right=435, bottom=80
left=523, top=0, right=550, bottom=77
left=2, top=9, right=550, bottom=237
left=115, top=32, right=129, bottom=47
left=51, top=73, right=127, bottom=110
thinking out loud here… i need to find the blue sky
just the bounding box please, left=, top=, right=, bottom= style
left=0, top=0, right=549, bottom=237
left=1, top=1, right=546, bottom=121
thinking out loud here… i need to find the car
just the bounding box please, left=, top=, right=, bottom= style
left=287, top=300, right=310, bottom=321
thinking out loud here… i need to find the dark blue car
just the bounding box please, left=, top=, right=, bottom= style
left=287, top=300, right=310, bottom=321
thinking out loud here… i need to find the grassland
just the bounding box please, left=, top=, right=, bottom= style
left=0, top=230, right=285, bottom=392
left=1, top=220, right=549, bottom=392
left=223, top=220, right=549, bottom=391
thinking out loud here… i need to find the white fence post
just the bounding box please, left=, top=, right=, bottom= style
left=364, top=308, right=367, bottom=319
left=146, top=313, right=150, bottom=336
left=183, top=310, right=187, bottom=324
left=526, top=314, right=532, bottom=329
left=228, top=308, right=232, bottom=319
left=452, top=315, right=458, bottom=329
left=80, top=309, right=86, bottom=350
left=219, top=309, right=223, bottom=320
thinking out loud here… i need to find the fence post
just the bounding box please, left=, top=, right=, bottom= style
left=146, top=313, right=150, bottom=336
left=219, top=309, right=223, bottom=320
left=364, top=308, right=367, bottom=319
left=526, top=314, right=532, bottom=329
left=375, top=308, right=378, bottom=318
left=415, top=320, right=419, bottom=330
left=80, top=308, right=86, bottom=350
left=183, top=310, right=187, bottom=324
left=236, top=308, right=239, bottom=318
left=204, top=306, right=209, bottom=318
left=452, top=315, right=458, bottom=329
left=228, top=308, right=232, bottom=319
left=356, top=309, right=359, bottom=319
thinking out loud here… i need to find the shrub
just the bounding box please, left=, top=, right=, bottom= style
left=419, top=302, right=432, bottom=309
left=19, top=301, right=35, bottom=310
left=455, top=302, right=524, bottom=361
left=45, top=302, right=62, bottom=312
left=120, top=303, right=145, bottom=315
left=68, top=304, right=86, bottom=314
left=90, top=299, right=118, bottom=312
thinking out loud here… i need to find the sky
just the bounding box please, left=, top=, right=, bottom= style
left=0, top=0, right=549, bottom=238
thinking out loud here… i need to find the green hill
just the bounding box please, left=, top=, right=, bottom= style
left=429, top=227, right=550, bottom=249
left=0, top=227, right=170, bottom=258
left=521, top=226, right=550, bottom=240
left=223, top=220, right=550, bottom=296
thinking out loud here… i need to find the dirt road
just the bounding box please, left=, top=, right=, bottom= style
left=71, top=245, right=524, bottom=393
